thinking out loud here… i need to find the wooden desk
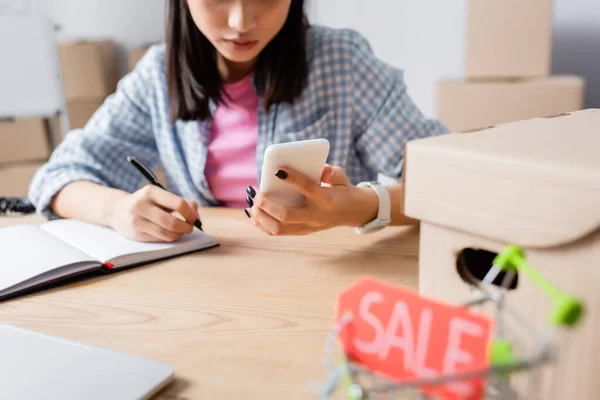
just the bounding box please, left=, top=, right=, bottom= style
left=0, top=209, right=420, bottom=399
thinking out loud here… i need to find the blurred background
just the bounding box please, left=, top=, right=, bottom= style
left=0, top=0, right=598, bottom=196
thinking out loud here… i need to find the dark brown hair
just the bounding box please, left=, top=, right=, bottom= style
left=166, top=0, right=309, bottom=123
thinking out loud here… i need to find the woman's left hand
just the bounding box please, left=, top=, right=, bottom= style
left=245, top=165, right=378, bottom=236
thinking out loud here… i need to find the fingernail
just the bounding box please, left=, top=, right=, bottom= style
left=246, top=195, right=254, bottom=207
left=244, top=209, right=251, bottom=218
left=246, top=186, right=256, bottom=198
left=275, top=170, right=288, bottom=179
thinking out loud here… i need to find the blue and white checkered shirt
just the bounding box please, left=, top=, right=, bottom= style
left=29, top=25, right=448, bottom=219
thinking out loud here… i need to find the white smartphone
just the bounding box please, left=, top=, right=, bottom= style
left=259, top=138, right=330, bottom=207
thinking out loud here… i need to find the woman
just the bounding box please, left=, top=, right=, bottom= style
left=29, top=0, right=448, bottom=242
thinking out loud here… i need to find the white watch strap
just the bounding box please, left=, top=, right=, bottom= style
left=354, top=181, right=391, bottom=234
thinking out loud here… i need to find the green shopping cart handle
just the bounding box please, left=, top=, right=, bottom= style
left=489, top=338, right=518, bottom=382
left=340, top=351, right=364, bottom=400
left=493, top=245, right=584, bottom=327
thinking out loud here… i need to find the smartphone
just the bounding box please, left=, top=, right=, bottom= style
left=259, top=138, right=330, bottom=207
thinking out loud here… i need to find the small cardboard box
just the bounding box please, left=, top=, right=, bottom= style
left=405, top=109, right=600, bottom=398
left=0, top=162, right=44, bottom=197
left=0, top=119, right=50, bottom=164
left=436, top=76, right=585, bottom=132
left=58, top=40, right=118, bottom=101
left=67, top=99, right=104, bottom=130
left=465, top=0, right=553, bottom=78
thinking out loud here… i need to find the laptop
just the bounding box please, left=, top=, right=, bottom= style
left=0, top=323, right=174, bottom=400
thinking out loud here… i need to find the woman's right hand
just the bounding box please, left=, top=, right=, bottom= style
left=108, top=185, right=200, bottom=243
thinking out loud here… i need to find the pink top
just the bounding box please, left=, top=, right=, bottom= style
left=205, top=74, right=260, bottom=208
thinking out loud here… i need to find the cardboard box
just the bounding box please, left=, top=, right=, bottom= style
left=67, top=99, right=104, bottom=130
left=128, top=45, right=152, bottom=71
left=0, top=162, right=45, bottom=197
left=0, top=119, right=50, bottom=164
left=58, top=40, right=118, bottom=101
left=465, top=0, right=553, bottom=78
left=405, top=109, right=600, bottom=399
left=436, top=76, right=585, bottom=132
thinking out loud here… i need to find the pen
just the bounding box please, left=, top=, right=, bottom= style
left=126, top=156, right=203, bottom=231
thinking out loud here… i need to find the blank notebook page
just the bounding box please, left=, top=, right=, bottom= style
left=0, top=225, right=93, bottom=291
left=40, top=219, right=210, bottom=263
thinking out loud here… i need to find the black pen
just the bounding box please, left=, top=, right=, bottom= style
left=126, top=156, right=203, bottom=231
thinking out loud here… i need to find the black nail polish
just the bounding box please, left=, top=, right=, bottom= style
left=275, top=170, right=288, bottom=179
left=246, top=195, right=254, bottom=207
left=246, top=186, right=256, bottom=198
left=244, top=209, right=251, bottom=218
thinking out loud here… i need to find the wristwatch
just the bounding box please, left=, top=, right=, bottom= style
left=354, top=181, right=391, bottom=234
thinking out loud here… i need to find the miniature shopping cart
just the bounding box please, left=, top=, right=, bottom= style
left=320, top=245, right=585, bottom=400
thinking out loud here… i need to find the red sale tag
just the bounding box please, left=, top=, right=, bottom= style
left=336, top=277, right=493, bottom=400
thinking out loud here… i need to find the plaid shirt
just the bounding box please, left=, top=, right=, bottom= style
left=29, top=25, right=448, bottom=219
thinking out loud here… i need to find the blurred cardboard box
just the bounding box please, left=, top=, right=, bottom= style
left=0, top=119, right=50, bottom=164
left=58, top=40, right=118, bottom=101
left=128, top=45, right=153, bottom=71
left=0, top=162, right=44, bottom=197
left=405, top=109, right=600, bottom=399
left=465, top=0, right=553, bottom=78
left=67, top=99, right=104, bottom=130
left=436, top=76, right=585, bottom=132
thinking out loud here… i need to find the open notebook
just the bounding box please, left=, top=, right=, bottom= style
left=0, top=219, right=218, bottom=301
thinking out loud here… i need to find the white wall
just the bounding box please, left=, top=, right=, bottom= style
left=551, top=0, right=600, bottom=109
